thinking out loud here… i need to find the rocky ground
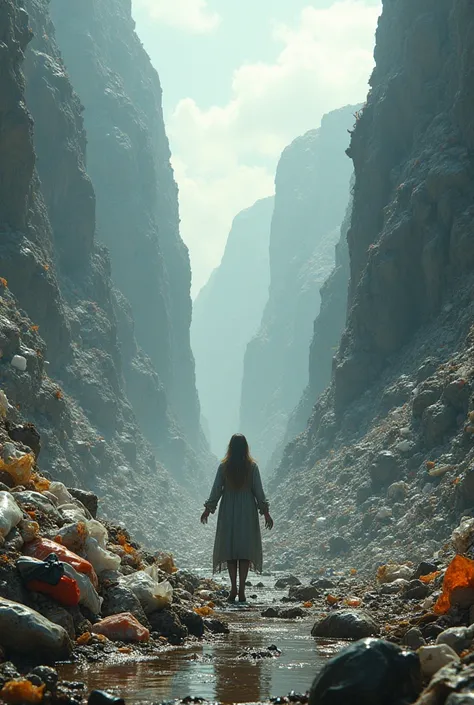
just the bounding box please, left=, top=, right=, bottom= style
left=2, top=390, right=474, bottom=705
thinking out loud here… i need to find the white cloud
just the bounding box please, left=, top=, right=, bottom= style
left=134, top=0, right=220, bottom=33
left=169, top=1, right=381, bottom=294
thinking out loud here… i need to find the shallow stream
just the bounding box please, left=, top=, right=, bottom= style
left=59, top=576, right=343, bottom=704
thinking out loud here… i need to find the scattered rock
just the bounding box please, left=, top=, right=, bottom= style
left=422, top=402, right=456, bottom=447
left=68, top=488, right=99, bottom=519
left=311, top=610, right=379, bottom=639
left=101, top=583, right=150, bottom=629
left=328, top=536, right=351, bottom=555
left=309, top=638, right=421, bottom=705
left=148, top=608, right=187, bottom=642
left=402, top=580, right=430, bottom=600
left=369, top=451, right=400, bottom=490
left=418, top=644, right=460, bottom=679
left=0, top=597, right=72, bottom=661
left=381, top=579, right=409, bottom=595
left=203, top=618, right=229, bottom=634
left=412, top=561, right=439, bottom=579
left=311, top=578, right=336, bottom=590
left=436, top=626, right=474, bottom=655
left=289, top=585, right=320, bottom=602
left=387, top=482, right=409, bottom=503
left=174, top=608, right=204, bottom=638
left=6, top=423, right=41, bottom=458
left=275, top=575, right=301, bottom=589
left=402, top=628, right=426, bottom=650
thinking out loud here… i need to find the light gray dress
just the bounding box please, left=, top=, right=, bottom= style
left=205, top=462, right=269, bottom=573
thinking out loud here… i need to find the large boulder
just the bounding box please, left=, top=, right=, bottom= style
left=0, top=597, right=72, bottom=661
left=309, top=638, right=421, bottom=705
left=312, top=610, right=378, bottom=639
left=173, top=607, right=204, bottom=637
left=67, top=488, right=98, bottom=518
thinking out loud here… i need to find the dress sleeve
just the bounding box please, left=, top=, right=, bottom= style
left=204, top=464, right=225, bottom=513
left=252, top=464, right=269, bottom=515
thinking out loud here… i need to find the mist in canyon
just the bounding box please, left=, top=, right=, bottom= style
left=4, top=0, right=474, bottom=702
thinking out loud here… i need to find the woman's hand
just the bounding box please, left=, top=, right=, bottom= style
left=201, top=509, right=210, bottom=524
left=264, top=512, right=274, bottom=530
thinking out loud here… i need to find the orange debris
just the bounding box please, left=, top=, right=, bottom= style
left=434, top=555, right=474, bottom=614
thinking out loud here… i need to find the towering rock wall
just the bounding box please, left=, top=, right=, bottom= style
left=270, top=193, right=352, bottom=473
left=49, top=0, right=204, bottom=456
left=268, top=0, right=474, bottom=574
left=240, top=107, right=355, bottom=468
left=192, top=197, right=274, bottom=456
left=0, top=0, right=198, bottom=554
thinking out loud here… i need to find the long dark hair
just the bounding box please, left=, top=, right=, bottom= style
left=222, top=434, right=254, bottom=490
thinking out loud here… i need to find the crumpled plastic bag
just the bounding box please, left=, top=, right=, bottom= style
left=87, top=519, right=108, bottom=549
left=48, top=482, right=73, bottom=505
left=0, top=492, right=23, bottom=538
left=435, top=555, right=474, bottom=614
left=24, top=537, right=98, bottom=588
left=85, top=537, right=121, bottom=574
left=63, top=562, right=102, bottom=614
left=376, top=563, right=413, bottom=584
left=92, top=613, right=149, bottom=643
left=0, top=444, right=34, bottom=485
left=120, top=571, right=173, bottom=614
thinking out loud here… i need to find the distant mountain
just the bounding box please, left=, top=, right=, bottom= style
left=192, top=197, right=274, bottom=456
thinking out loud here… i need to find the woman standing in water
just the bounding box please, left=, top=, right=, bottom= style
left=201, top=434, right=274, bottom=603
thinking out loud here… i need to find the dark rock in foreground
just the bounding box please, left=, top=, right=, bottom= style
left=309, top=638, right=421, bottom=705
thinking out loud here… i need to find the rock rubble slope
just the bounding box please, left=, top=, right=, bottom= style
left=269, top=0, right=474, bottom=574
left=240, top=106, right=356, bottom=468
left=49, top=0, right=210, bottom=481
left=192, top=197, right=274, bottom=455
left=0, top=0, right=206, bottom=553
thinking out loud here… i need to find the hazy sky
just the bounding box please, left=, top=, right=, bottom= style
left=131, top=0, right=382, bottom=295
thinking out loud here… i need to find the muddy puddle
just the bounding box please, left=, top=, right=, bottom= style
left=59, top=576, right=343, bottom=704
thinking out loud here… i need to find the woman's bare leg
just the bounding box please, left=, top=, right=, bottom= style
left=238, top=560, right=250, bottom=601
left=227, top=560, right=238, bottom=601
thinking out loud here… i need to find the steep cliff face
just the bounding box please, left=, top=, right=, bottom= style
left=271, top=193, right=352, bottom=473
left=49, top=0, right=204, bottom=458
left=192, top=197, right=274, bottom=456
left=0, top=0, right=196, bottom=554
left=268, top=0, right=474, bottom=574
left=240, top=107, right=356, bottom=468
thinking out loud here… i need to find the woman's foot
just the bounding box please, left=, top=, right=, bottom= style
left=238, top=592, right=246, bottom=603
left=227, top=589, right=237, bottom=603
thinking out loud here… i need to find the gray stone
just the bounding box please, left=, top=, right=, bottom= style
left=67, top=488, right=99, bottom=518
left=0, top=597, right=72, bottom=661
left=413, top=387, right=442, bottom=418
left=443, top=379, right=470, bottom=411
left=102, top=583, right=150, bottom=628
left=356, top=482, right=373, bottom=505
left=328, top=536, right=351, bottom=555
left=403, top=580, right=430, bottom=600
left=436, top=626, right=474, bottom=655
left=310, top=578, right=336, bottom=590
left=311, top=610, right=379, bottom=639
left=387, top=481, right=408, bottom=503
left=402, top=627, right=426, bottom=650
left=274, top=575, right=301, bottom=589
left=173, top=607, right=204, bottom=637
left=369, top=451, right=400, bottom=490
left=422, top=402, right=457, bottom=447
left=148, top=608, right=187, bottom=641
left=412, top=561, right=438, bottom=579
left=289, top=585, right=320, bottom=602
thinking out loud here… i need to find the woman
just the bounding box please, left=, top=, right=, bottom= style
left=201, top=434, right=274, bottom=603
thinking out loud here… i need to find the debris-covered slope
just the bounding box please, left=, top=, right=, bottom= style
left=268, top=0, right=474, bottom=574
left=49, top=0, right=205, bottom=463
left=240, top=107, right=355, bottom=468
left=0, top=0, right=199, bottom=554
left=192, top=197, right=274, bottom=455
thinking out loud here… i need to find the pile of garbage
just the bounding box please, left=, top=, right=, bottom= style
left=0, top=396, right=229, bottom=701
